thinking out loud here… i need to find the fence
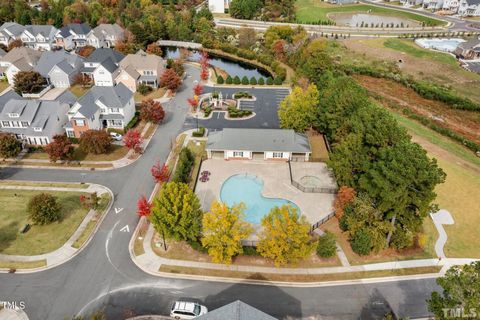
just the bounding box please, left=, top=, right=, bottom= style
left=310, top=211, right=335, bottom=233
left=291, top=180, right=337, bottom=194
left=241, top=239, right=259, bottom=247
left=21, top=85, right=52, bottom=98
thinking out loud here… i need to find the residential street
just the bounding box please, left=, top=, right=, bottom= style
left=0, top=65, right=441, bottom=320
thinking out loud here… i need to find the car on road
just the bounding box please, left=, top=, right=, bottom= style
left=109, top=132, right=123, bottom=141
left=170, top=301, right=208, bottom=319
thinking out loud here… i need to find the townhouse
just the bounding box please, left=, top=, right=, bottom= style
left=81, top=48, right=124, bottom=86
left=64, top=83, right=134, bottom=138
left=20, top=25, right=58, bottom=51
left=458, top=0, right=480, bottom=15
left=0, top=47, right=42, bottom=85
left=87, top=24, right=125, bottom=49
left=35, top=50, right=84, bottom=88
left=55, top=23, right=92, bottom=51
left=116, top=50, right=165, bottom=92
left=0, top=22, right=25, bottom=48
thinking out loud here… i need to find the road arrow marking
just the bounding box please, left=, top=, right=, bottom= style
left=114, top=207, right=124, bottom=214
left=120, top=225, right=130, bottom=233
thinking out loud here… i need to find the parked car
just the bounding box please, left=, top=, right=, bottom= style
left=109, top=132, right=123, bottom=141
left=170, top=301, right=208, bottom=319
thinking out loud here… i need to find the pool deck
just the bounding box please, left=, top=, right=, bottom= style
left=195, top=159, right=335, bottom=227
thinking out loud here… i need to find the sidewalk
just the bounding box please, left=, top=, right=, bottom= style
left=0, top=183, right=114, bottom=273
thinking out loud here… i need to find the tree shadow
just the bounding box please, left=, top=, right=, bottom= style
left=359, top=288, right=396, bottom=320
left=0, top=221, right=19, bottom=252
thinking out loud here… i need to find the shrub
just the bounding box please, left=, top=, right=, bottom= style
left=192, top=127, right=206, bottom=137
left=233, top=76, right=241, bottom=85
left=204, top=106, right=212, bottom=117
left=258, top=77, right=265, bottom=85
left=217, top=75, right=224, bottom=84
left=172, top=147, right=195, bottom=183
left=242, top=246, right=260, bottom=256
left=0, top=133, right=22, bottom=158
left=391, top=227, right=414, bottom=249
left=316, top=231, right=337, bottom=258
left=351, top=228, right=373, bottom=256
left=125, top=112, right=140, bottom=130
left=45, top=134, right=74, bottom=162
left=266, top=77, right=274, bottom=85
left=226, top=75, right=233, bottom=84
left=241, top=76, right=249, bottom=85
left=249, top=77, right=257, bottom=85
left=28, top=193, right=61, bottom=225
left=79, top=130, right=112, bottom=154
left=228, top=107, right=252, bottom=118
left=273, top=76, right=283, bottom=85
left=137, top=83, right=152, bottom=96
left=233, top=91, right=252, bottom=99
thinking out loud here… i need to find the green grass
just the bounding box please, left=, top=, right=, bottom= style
left=0, top=190, right=90, bottom=255
left=295, top=0, right=445, bottom=26
left=134, top=87, right=167, bottom=103
left=0, top=260, right=47, bottom=270
left=0, top=80, right=10, bottom=93
left=383, top=39, right=458, bottom=66
left=0, top=181, right=88, bottom=189
left=187, top=140, right=206, bottom=189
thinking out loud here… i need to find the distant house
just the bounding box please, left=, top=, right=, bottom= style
left=81, top=48, right=124, bottom=86
left=423, top=0, right=444, bottom=9
left=64, top=83, right=134, bottom=138
left=115, top=50, right=165, bottom=92
left=196, top=301, right=277, bottom=320
left=208, top=0, right=230, bottom=13
left=0, top=47, right=42, bottom=85
left=443, top=0, right=460, bottom=11
left=0, top=22, right=25, bottom=47
left=20, top=25, right=58, bottom=51
left=328, top=0, right=356, bottom=4
left=55, top=23, right=92, bottom=51
left=455, top=36, right=480, bottom=59
left=0, top=98, right=70, bottom=145
left=458, top=0, right=480, bottom=15
left=400, top=0, right=424, bottom=5
left=35, top=50, right=84, bottom=88
left=87, top=24, right=125, bottom=49
left=206, top=128, right=311, bottom=161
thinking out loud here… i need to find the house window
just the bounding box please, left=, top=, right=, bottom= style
left=1, top=121, right=9, bottom=127
left=109, top=120, right=123, bottom=127
left=8, top=113, right=19, bottom=118
left=233, top=151, right=244, bottom=157
left=21, top=121, right=28, bottom=127
left=272, top=152, right=283, bottom=158
left=33, top=127, right=42, bottom=132
left=109, top=108, right=120, bottom=113
left=66, top=130, right=75, bottom=138
left=143, top=70, right=153, bottom=75
left=75, top=119, right=85, bottom=126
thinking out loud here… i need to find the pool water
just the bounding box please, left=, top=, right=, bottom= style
left=415, top=38, right=466, bottom=52
left=220, top=174, right=301, bottom=224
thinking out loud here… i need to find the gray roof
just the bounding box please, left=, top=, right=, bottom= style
left=24, top=25, right=57, bottom=38
left=54, top=90, right=77, bottom=105
left=92, top=23, right=124, bottom=39
left=58, top=23, right=91, bottom=38
left=0, top=48, right=6, bottom=57
left=466, top=0, right=480, bottom=5
left=196, top=301, right=277, bottom=320
left=464, top=61, right=480, bottom=73
left=99, top=56, right=118, bottom=73
left=457, top=37, right=480, bottom=51
left=0, top=90, right=22, bottom=113
left=76, top=83, right=132, bottom=118
left=0, top=99, right=39, bottom=123
left=206, top=129, right=311, bottom=153
left=85, top=48, right=124, bottom=64
left=0, top=22, right=25, bottom=37
left=35, top=50, right=83, bottom=77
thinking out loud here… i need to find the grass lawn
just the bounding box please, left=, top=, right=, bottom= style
left=0, top=190, right=90, bottom=255
left=72, top=144, right=129, bottom=162
left=295, top=0, right=445, bottom=26
left=383, top=39, right=458, bottom=67
left=0, top=180, right=88, bottom=189
left=0, top=260, right=47, bottom=270
left=134, top=88, right=167, bottom=103
left=0, top=80, right=10, bottom=93
left=166, top=134, right=187, bottom=175
left=308, top=134, right=329, bottom=161
left=69, top=84, right=90, bottom=98
left=159, top=265, right=441, bottom=282
left=187, top=140, right=206, bottom=189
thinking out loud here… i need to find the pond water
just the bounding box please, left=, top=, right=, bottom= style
left=220, top=174, right=300, bottom=224
left=415, top=38, right=466, bottom=52
left=329, top=13, right=421, bottom=28
left=161, top=47, right=271, bottom=80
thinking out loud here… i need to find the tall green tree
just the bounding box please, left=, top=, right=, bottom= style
left=229, top=0, right=262, bottom=20
left=278, top=84, right=319, bottom=132
left=150, top=182, right=203, bottom=248
left=0, top=133, right=22, bottom=159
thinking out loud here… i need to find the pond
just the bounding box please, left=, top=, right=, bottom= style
left=161, top=47, right=271, bottom=80
left=329, top=13, right=421, bottom=28
left=415, top=38, right=466, bottom=53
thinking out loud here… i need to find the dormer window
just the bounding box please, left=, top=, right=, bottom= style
left=8, top=113, right=19, bottom=118
left=33, top=127, right=42, bottom=132
left=109, top=108, right=120, bottom=113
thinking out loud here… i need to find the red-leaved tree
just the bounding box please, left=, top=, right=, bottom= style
left=187, top=97, right=198, bottom=111
left=199, top=51, right=209, bottom=81
left=137, top=195, right=152, bottom=217
left=45, top=134, right=74, bottom=162
left=193, top=83, right=203, bottom=96
left=160, top=69, right=182, bottom=91
left=123, top=129, right=143, bottom=154
left=151, top=161, right=169, bottom=183
left=139, top=99, right=165, bottom=123
left=333, top=186, right=356, bottom=219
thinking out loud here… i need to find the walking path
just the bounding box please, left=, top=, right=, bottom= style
left=430, top=209, right=455, bottom=259
left=0, top=183, right=113, bottom=272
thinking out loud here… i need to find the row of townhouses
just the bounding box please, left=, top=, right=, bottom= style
left=0, top=22, right=125, bottom=51
left=0, top=47, right=165, bottom=92
left=399, top=0, right=480, bottom=15
left=0, top=83, right=136, bottom=145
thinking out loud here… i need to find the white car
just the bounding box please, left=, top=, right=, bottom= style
left=109, top=132, right=123, bottom=141
left=170, top=301, right=208, bottom=319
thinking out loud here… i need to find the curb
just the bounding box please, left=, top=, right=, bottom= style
left=0, top=183, right=115, bottom=274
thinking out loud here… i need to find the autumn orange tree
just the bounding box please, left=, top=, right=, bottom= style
left=123, top=129, right=143, bottom=154
left=139, top=99, right=165, bottom=123
left=137, top=195, right=152, bottom=217
left=160, top=69, right=182, bottom=91
left=333, top=186, right=356, bottom=219
left=151, top=161, right=169, bottom=183
left=146, top=42, right=162, bottom=56
left=199, top=51, right=209, bottom=81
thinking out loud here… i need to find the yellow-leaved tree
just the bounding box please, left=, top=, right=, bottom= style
left=201, top=201, right=253, bottom=265
left=257, top=205, right=315, bottom=267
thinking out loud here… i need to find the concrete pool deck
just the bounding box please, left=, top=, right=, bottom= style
left=195, top=159, right=335, bottom=227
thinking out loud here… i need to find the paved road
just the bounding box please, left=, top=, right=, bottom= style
left=0, top=66, right=441, bottom=320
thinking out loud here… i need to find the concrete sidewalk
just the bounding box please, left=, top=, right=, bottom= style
left=0, top=183, right=114, bottom=273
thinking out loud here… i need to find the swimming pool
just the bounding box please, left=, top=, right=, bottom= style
left=220, top=174, right=301, bottom=224
left=415, top=38, right=466, bottom=53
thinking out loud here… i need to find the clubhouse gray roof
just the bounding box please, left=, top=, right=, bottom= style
left=196, top=301, right=277, bottom=320
left=0, top=90, right=22, bottom=113
left=35, top=50, right=83, bottom=77
left=85, top=48, right=124, bottom=64
left=206, top=128, right=311, bottom=153
left=58, top=23, right=91, bottom=38
left=76, top=83, right=132, bottom=118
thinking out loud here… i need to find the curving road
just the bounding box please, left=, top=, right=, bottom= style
left=0, top=65, right=441, bottom=320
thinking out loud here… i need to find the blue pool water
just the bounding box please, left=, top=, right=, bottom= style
left=220, top=174, right=301, bottom=224
left=415, top=38, right=466, bottom=53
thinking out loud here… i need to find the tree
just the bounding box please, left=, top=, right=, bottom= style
left=45, top=134, right=74, bottom=162
left=137, top=195, right=152, bottom=217
left=123, top=129, right=143, bottom=154
left=333, top=186, right=356, bottom=219
left=257, top=205, right=315, bottom=266
left=233, top=76, right=241, bottom=85
left=266, top=77, right=274, bottom=85
left=187, top=97, right=198, bottom=112
left=278, top=84, right=319, bottom=132
left=249, top=77, right=257, bottom=85
left=151, top=161, right=169, bottom=183
left=0, top=133, right=22, bottom=158
left=160, top=69, right=182, bottom=91
left=350, top=228, right=373, bottom=256
left=316, top=231, right=337, bottom=258
left=7, top=39, right=23, bottom=51
left=28, top=193, right=61, bottom=225
left=77, top=45, right=95, bottom=57
left=139, top=99, right=165, bottom=123
left=79, top=192, right=99, bottom=210
left=146, top=42, right=162, bottom=56
left=137, top=83, right=152, bottom=95
left=150, top=182, right=203, bottom=249
left=201, top=202, right=253, bottom=265
left=217, top=75, right=224, bottom=84
left=199, top=51, right=209, bottom=81
left=13, top=71, right=47, bottom=94
left=193, top=83, right=203, bottom=96
left=172, top=148, right=194, bottom=183
left=79, top=130, right=111, bottom=154
left=238, top=27, right=257, bottom=49
left=229, top=0, right=262, bottom=20
left=258, top=77, right=265, bottom=85
left=427, top=262, right=480, bottom=319
left=241, top=76, right=249, bottom=85
left=226, top=75, right=233, bottom=84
